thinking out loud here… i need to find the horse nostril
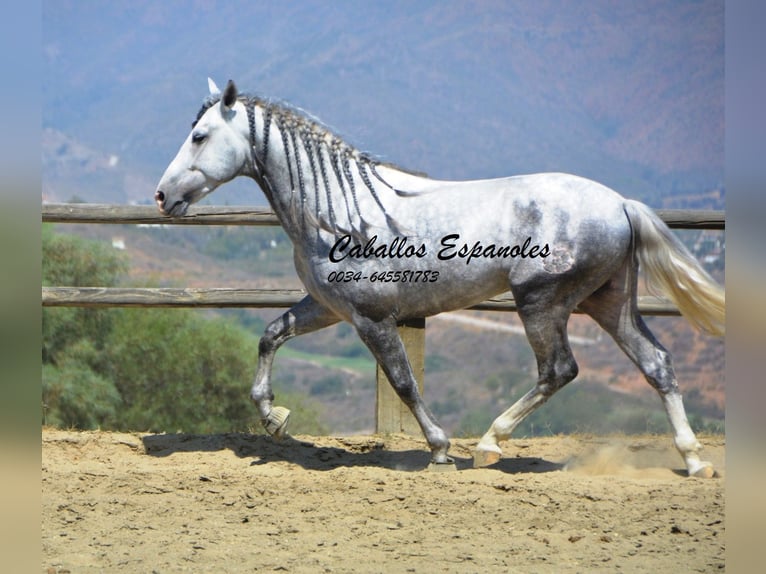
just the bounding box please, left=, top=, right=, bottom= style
left=155, top=190, right=165, bottom=202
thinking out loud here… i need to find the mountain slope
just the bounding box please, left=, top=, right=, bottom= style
left=42, top=1, right=723, bottom=208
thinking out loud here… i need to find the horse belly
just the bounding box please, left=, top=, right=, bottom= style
left=300, top=253, right=511, bottom=321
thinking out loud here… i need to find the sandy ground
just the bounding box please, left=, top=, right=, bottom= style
left=42, top=429, right=724, bottom=573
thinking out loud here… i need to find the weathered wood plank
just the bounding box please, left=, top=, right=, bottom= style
left=471, top=293, right=682, bottom=316
left=42, top=204, right=280, bottom=226
left=655, top=209, right=725, bottom=230
left=42, top=287, right=306, bottom=308
left=42, top=286, right=681, bottom=315
left=42, top=203, right=724, bottom=230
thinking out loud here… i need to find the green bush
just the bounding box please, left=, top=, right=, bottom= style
left=42, top=340, right=121, bottom=429
left=105, top=308, right=258, bottom=433
left=41, top=226, right=329, bottom=435
left=42, top=225, right=126, bottom=364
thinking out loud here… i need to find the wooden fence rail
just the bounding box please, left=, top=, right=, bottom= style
left=41, top=203, right=725, bottom=434
left=43, top=203, right=724, bottom=229
left=41, top=286, right=685, bottom=316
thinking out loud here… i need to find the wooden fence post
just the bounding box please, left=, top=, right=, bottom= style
left=375, top=317, right=426, bottom=436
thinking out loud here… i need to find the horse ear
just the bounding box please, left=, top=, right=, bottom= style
left=208, top=77, right=221, bottom=96
left=221, top=80, right=238, bottom=112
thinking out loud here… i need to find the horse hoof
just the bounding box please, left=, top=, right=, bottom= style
left=690, top=462, right=716, bottom=479
left=262, top=406, right=290, bottom=438
left=427, top=458, right=457, bottom=473
left=473, top=446, right=502, bottom=468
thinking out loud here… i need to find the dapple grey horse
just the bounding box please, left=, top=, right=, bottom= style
left=155, top=79, right=724, bottom=476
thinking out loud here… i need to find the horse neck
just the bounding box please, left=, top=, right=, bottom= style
left=249, top=102, right=403, bottom=246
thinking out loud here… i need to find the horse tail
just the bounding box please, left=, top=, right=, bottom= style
left=624, top=199, right=725, bottom=337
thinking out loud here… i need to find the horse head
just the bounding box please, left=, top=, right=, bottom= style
left=155, top=79, right=250, bottom=216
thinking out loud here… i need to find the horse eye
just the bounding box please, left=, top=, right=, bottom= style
left=191, top=131, right=207, bottom=144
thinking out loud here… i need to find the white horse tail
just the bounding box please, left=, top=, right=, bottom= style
left=624, top=199, right=725, bottom=337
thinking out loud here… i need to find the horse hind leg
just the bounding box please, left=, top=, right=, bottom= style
left=251, top=295, right=339, bottom=437
left=579, top=282, right=715, bottom=478
left=474, top=303, right=579, bottom=467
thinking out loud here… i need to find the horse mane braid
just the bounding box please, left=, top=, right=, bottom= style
left=190, top=89, right=418, bottom=238
left=192, top=90, right=425, bottom=177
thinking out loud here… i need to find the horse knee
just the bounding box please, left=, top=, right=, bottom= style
left=250, top=385, right=274, bottom=404
left=259, top=318, right=288, bottom=355
left=258, top=335, right=276, bottom=356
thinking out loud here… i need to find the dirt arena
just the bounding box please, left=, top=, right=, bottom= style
left=42, top=429, right=724, bottom=573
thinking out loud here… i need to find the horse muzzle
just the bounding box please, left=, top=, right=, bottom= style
left=154, top=190, right=189, bottom=217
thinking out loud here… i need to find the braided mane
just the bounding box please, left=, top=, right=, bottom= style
left=192, top=91, right=425, bottom=239
left=192, top=92, right=425, bottom=177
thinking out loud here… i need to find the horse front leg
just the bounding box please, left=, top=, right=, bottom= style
left=352, top=314, right=453, bottom=468
left=251, top=295, right=339, bottom=437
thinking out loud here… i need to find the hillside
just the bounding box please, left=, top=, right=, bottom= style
left=42, top=2, right=724, bottom=209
